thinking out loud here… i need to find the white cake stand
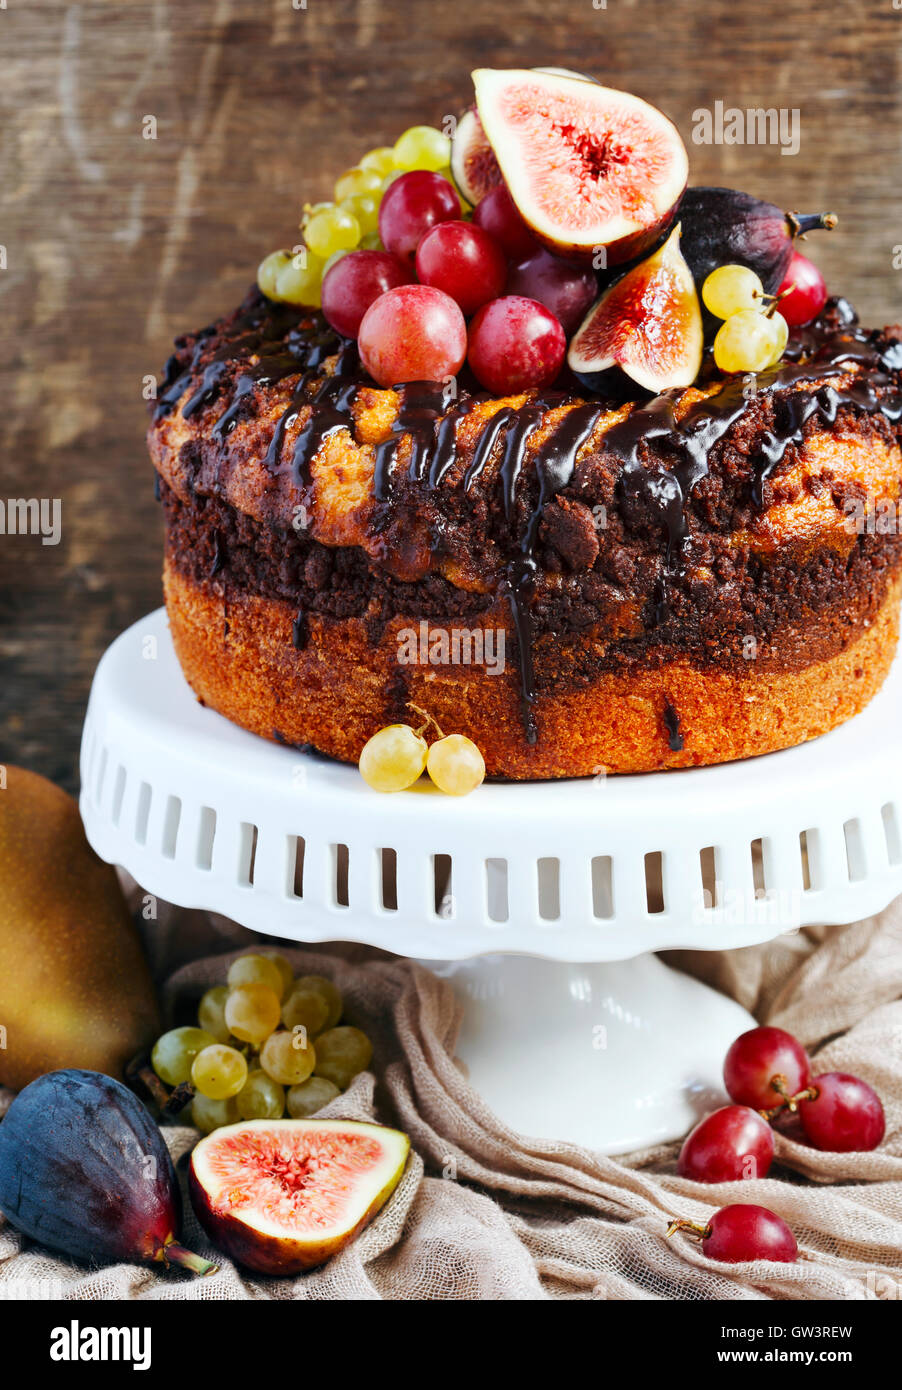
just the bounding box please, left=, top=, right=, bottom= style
left=79, top=610, right=902, bottom=1152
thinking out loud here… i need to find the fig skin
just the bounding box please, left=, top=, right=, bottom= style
left=0, top=1069, right=215, bottom=1275
left=679, top=187, right=837, bottom=295
left=189, top=1118, right=410, bottom=1276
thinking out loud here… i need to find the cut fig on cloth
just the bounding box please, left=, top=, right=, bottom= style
left=472, top=68, right=687, bottom=265
left=450, top=107, right=503, bottom=206
left=568, top=223, right=703, bottom=392
left=189, top=1118, right=411, bottom=1275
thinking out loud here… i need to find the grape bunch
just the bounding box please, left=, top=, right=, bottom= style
left=150, top=953, right=373, bottom=1133
left=703, top=252, right=828, bottom=376
left=256, top=125, right=456, bottom=310
left=667, top=1024, right=885, bottom=1264
left=358, top=705, right=486, bottom=795
left=255, top=120, right=598, bottom=397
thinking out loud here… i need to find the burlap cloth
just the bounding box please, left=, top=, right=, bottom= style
left=2, top=884, right=901, bottom=1301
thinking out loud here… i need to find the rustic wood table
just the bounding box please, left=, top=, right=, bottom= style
left=2, top=0, right=900, bottom=792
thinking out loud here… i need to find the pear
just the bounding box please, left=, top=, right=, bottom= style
left=0, top=766, right=160, bottom=1090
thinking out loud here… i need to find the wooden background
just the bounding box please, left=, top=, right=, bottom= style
left=2, top=0, right=901, bottom=792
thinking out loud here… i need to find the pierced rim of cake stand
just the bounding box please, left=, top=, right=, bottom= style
left=79, top=609, right=902, bottom=964
left=77, top=609, right=902, bottom=1151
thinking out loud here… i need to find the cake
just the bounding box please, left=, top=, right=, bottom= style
left=149, top=70, right=902, bottom=781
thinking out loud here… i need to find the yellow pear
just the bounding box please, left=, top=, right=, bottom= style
left=0, top=766, right=160, bottom=1090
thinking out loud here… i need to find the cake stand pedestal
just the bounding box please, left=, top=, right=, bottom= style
left=79, top=610, right=902, bottom=1152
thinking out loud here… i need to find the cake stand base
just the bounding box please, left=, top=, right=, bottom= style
left=433, top=953, right=753, bottom=1152
left=78, top=610, right=902, bottom=1151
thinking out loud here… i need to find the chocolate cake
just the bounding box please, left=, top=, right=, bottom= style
left=149, top=291, right=902, bottom=778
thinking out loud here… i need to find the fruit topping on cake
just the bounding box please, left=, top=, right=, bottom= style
left=568, top=223, right=702, bottom=391
left=149, top=66, right=902, bottom=782
left=471, top=68, right=688, bottom=264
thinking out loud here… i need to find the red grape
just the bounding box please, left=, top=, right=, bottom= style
left=677, top=1105, right=774, bottom=1183
left=357, top=283, right=467, bottom=387
left=778, top=251, right=828, bottom=327
left=378, top=171, right=460, bottom=264
left=467, top=296, right=565, bottom=394
left=472, top=185, right=539, bottom=260
left=415, top=220, right=507, bottom=316
left=798, top=1072, right=885, bottom=1152
left=723, top=1026, right=811, bottom=1110
left=321, top=250, right=413, bottom=339
left=506, top=249, right=598, bottom=335
left=701, top=1205, right=798, bottom=1264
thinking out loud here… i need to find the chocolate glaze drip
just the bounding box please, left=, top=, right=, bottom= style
left=162, top=293, right=902, bottom=748
left=292, top=609, right=309, bottom=650
left=606, top=306, right=902, bottom=622
left=503, top=400, right=603, bottom=741
left=663, top=699, right=684, bottom=753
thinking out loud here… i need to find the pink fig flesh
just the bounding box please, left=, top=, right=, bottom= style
left=189, top=1118, right=410, bottom=1275
left=568, top=223, right=702, bottom=392
left=473, top=68, right=687, bottom=265
left=450, top=106, right=503, bottom=206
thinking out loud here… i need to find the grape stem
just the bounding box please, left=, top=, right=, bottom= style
left=408, top=702, right=443, bottom=739
left=666, top=1218, right=711, bottom=1242
left=757, top=1075, right=820, bottom=1120
left=126, top=1055, right=172, bottom=1111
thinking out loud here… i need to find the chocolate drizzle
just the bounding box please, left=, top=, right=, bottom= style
left=662, top=699, right=684, bottom=752
left=606, top=309, right=902, bottom=623
left=160, top=293, right=902, bottom=748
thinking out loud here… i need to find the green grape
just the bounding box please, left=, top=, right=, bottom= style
left=392, top=124, right=452, bottom=172
left=151, top=1026, right=216, bottom=1086
left=359, top=724, right=427, bottom=792
left=197, top=986, right=231, bottom=1044
left=236, top=1069, right=286, bottom=1120
left=191, top=1093, right=239, bottom=1134
left=702, top=264, right=765, bottom=320
left=304, top=206, right=361, bottom=258
left=293, top=974, right=343, bottom=1029
left=334, top=166, right=383, bottom=202
left=191, top=1043, right=248, bottom=1100
left=426, top=733, right=485, bottom=796
left=225, top=983, right=281, bottom=1045
left=769, top=310, right=789, bottom=362
left=257, top=951, right=295, bottom=997
left=338, top=194, right=380, bottom=238
left=286, top=1076, right=340, bottom=1118
left=301, top=200, right=333, bottom=226
left=257, top=249, right=291, bottom=299
left=713, top=309, right=786, bottom=374
left=281, top=986, right=329, bottom=1037
left=359, top=232, right=385, bottom=251
left=275, top=249, right=325, bottom=308
left=313, top=1026, right=373, bottom=1090
left=359, top=145, right=396, bottom=178
left=381, top=169, right=404, bottom=193
left=227, top=953, right=287, bottom=1000
left=260, top=1028, right=316, bottom=1085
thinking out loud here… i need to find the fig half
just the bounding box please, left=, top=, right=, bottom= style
left=450, top=107, right=504, bottom=206
left=568, top=223, right=702, bottom=393
left=472, top=67, right=687, bottom=265
left=189, top=1118, right=410, bottom=1275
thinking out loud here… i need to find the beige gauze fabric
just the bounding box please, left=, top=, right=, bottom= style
left=1, top=888, right=901, bottom=1301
